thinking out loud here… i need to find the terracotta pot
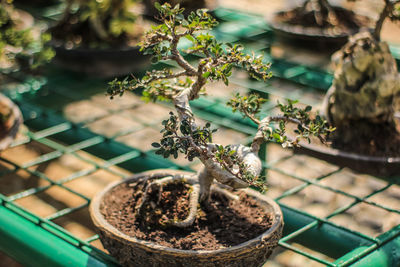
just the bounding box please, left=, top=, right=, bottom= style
left=294, top=142, right=400, bottom=177
left=51, top=43, right=149, bottom=78
left=90, top=169, right=283, bottom=267
left=269, top=6, right=372, bottom=49
left=0, top=94, right=23, bottom=151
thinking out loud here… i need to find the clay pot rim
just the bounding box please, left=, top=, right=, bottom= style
left=0, top=94, right=23, bottom=151
left=298, top=139, right=400, bottom=164
left=268, top=6, right=373, bottom=39
left=90, top=169, right=283, bottom=255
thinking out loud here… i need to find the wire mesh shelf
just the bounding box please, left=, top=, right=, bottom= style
left=1, top=6, right=400, bottom=267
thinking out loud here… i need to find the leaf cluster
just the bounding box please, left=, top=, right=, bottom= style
left=214, top=144, right=267, bottom=191
left=151, top=112, right=216, bottom=161
left=228, top=93, right=335, bottom=148
left=0, top=1, right=54, bottom=70
left=52, top=0, right=139, bottom=47
left=227, top=93, right=267, bottom=122
left=107, top=4, right=334, bottom=192
left=269, top=100, right=335, bottom=147
left=140, top=3, right=218, bottom=61
left=389, top=1, right=400, bottom=21
left=74, top=0, right=137, bottom=36
left=107, top=3, right=272, bottom=100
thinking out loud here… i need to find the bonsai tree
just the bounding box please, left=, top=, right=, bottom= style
left=0, top=0, right=54, bottom=72
left=50, top=0, right=141, bottom=48
left=107, top=4, right=334, bottom=227
left=322, top=0, right=400, bottom=155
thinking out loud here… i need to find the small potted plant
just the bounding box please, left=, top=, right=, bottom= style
left=0, top=0, right=53, bottom=150
left=49, top=0, right=149, bottom=77
left=89, top=4, right=334, bottom=266
left=294, top=0, right=400, bottom=176
left=0, top=0, right=54, bottom=74
left=269, top=0, right=373, bottom=49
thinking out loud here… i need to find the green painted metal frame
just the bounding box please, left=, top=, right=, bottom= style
left=1, top=6, right=400, bottom=267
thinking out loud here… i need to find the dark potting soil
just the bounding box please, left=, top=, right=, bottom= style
left=330, top=120, right=400, bottom=157
left=100, top=181, right=273, bottom=250
left=288, top=118, right=400, bottom=157
left=274, top=6, right=370, bottom=33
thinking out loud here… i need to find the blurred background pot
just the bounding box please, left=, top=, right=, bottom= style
left=0, top=94, right=23, bottom=151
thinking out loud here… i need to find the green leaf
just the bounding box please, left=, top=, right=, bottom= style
left=202, top=72, right=211, bottom=78
left=273, top=133, right=281, bottom=140
left=185, top=34, right=195, bottom=43
left=151, top=142, right=161, bottom=148
left=221, top=63, right=230, bottom=71
left=222, top=75, right=229, bottom=86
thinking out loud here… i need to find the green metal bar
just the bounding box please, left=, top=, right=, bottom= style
left=31, top=122, right=72, bottom=140
left=86, top=235, right=100, bottom=243
left=6, top=81, right=398, bottom=267
left=275, top=168, right=343, bottom=201
left=16, top=101, right=187, bottom=173
left=334, top=226, right=400, bottom=266
left=46, top=202, right=89, bottom=221
left=0, top=196, right=118, bottom=267
left=272, top=167, right=400, bottom=213
left=278, top=241, right=336, bottom=266
left=279, top=204, right=374, bottom=259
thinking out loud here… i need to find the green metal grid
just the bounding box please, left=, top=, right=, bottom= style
left=1, top=6, right=400, bottom=267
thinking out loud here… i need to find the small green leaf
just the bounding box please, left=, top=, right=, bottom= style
left=151, top=142, right=161, bottom=148
left=202, top=72, right=211, bottom=78
left=185, top=34, right=196, bottom=43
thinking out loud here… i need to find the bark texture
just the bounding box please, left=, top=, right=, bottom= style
left=322, top=31, right=400, bottom=128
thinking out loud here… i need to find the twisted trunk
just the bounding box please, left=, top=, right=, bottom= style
left=374, top=0, right=395, bottom=41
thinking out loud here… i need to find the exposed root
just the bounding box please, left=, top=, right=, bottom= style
left=128, top=172, right=181, bottom=187
left=170, top=183, right=200, bottom=227
left=133, top=174, right=200, bottom=228
left=211, top=185, right=239, bottom=201
left=132, top=173, right=242, bottom=228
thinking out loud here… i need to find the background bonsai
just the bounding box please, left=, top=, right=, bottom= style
left=290, top=0, right=344, bottom=28
left=322, top=0, right=400, bottom=156
left=0, top=0, right=54, bottom=72
left=50, top=0, right=142, bottom=48
left=108, top=3, right=334, bottom=228
left=273, top=0, right=370, bottom=35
